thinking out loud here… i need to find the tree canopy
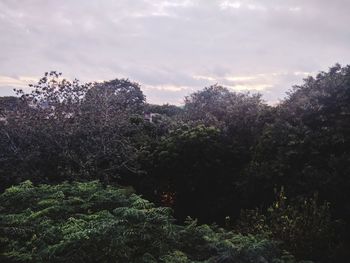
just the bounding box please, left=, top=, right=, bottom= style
left=1, top=65, right=350, bottom=262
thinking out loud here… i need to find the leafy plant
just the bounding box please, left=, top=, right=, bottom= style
left=236, top=188, right=341, bottom=262
left=0, top=181, right=302, bottom=263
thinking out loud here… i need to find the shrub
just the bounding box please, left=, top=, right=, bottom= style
left=236, top=188, right=342, bottom=262
left=0, top=181, right=302, bottom=263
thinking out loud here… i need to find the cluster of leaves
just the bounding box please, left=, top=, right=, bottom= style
left=0, top=181, right=303, bottom=263
left=0, top=97, right=19, bottom=117
left=138, top=124, right=242, bottom=222
left=236, top=188, right=344, bottom=262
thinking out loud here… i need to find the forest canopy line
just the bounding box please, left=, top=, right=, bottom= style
left=1, top=64, right=350, bottom=262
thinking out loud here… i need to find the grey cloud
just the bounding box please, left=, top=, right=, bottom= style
left=0, top=0, right=349, bottom=104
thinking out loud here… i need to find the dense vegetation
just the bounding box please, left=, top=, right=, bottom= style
left=1, top=64, right=350, bottom=262
left=0, top=181, right=303, bottom=263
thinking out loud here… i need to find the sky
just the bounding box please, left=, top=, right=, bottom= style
left=0, top=0, right=350, bottom=105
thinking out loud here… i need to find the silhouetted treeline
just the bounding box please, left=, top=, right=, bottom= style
left=1, top=65, right=350, bottom=262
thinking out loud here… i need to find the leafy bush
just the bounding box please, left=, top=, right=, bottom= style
left=236, top=188, right=343, bottom=262
left=0, top=181, right=302, bottom=263
left=138, top=124, right=247, bottom=222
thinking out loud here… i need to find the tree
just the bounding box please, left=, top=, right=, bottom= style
left=0, top=72, right=146, bottom=189
left=144, top=103, right=183, bottom=118
left=138, top=124, right=246, bottom=223
left=184, top=85, right=272, bottom=167
left=184, top=85, right=271, bottom=132
left=246, top=64, right=350, bottom=234
left=84, top=78, right=145, bottom=114
left=0, top=96, right=20, bottom=118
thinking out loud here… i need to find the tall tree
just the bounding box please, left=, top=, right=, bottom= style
left=0, top=72, right=146, bottom=189
left=247, top=64, right=350, bottom=219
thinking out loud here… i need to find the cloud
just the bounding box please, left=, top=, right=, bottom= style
left=0, top=75, right=39, bottom=96
left=192, top=71, right=314, bottom=94
left=220, top=1, right=241, bottom=9
left=193, top=75, right=216, bottom=81
left=0, top=76, right=37, bottom=87
left=231, top=84, right=272, bottom=91
left=144, top=84, right=191, bottom=92
left=0, top=0, right=349, bottom=104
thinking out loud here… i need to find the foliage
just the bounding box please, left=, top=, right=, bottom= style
left=138, top=124, right=244, bottom=222
left=1, top=65, right=350, bottom=262
left=145, top=103, right=183, bottom=118
left=236, top=188, right=343, bottom=262
left=0, top=181, right=301, bottom=263
left=184, top=85, right=271, bottom=148
left=0, top=97, right=19, bottom=117
left=0, top=72, right=147, bottom=188
left=247, top=64, right=350, bottom=214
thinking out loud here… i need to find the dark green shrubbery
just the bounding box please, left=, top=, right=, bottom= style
left=0, top=181, right=303, bottom=263
left=1, top=65, right=350, bottom=262
left=236, top=188, right=345, bottom=262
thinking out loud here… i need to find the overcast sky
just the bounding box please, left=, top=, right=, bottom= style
left=1, top=0, right=349, bottom=105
